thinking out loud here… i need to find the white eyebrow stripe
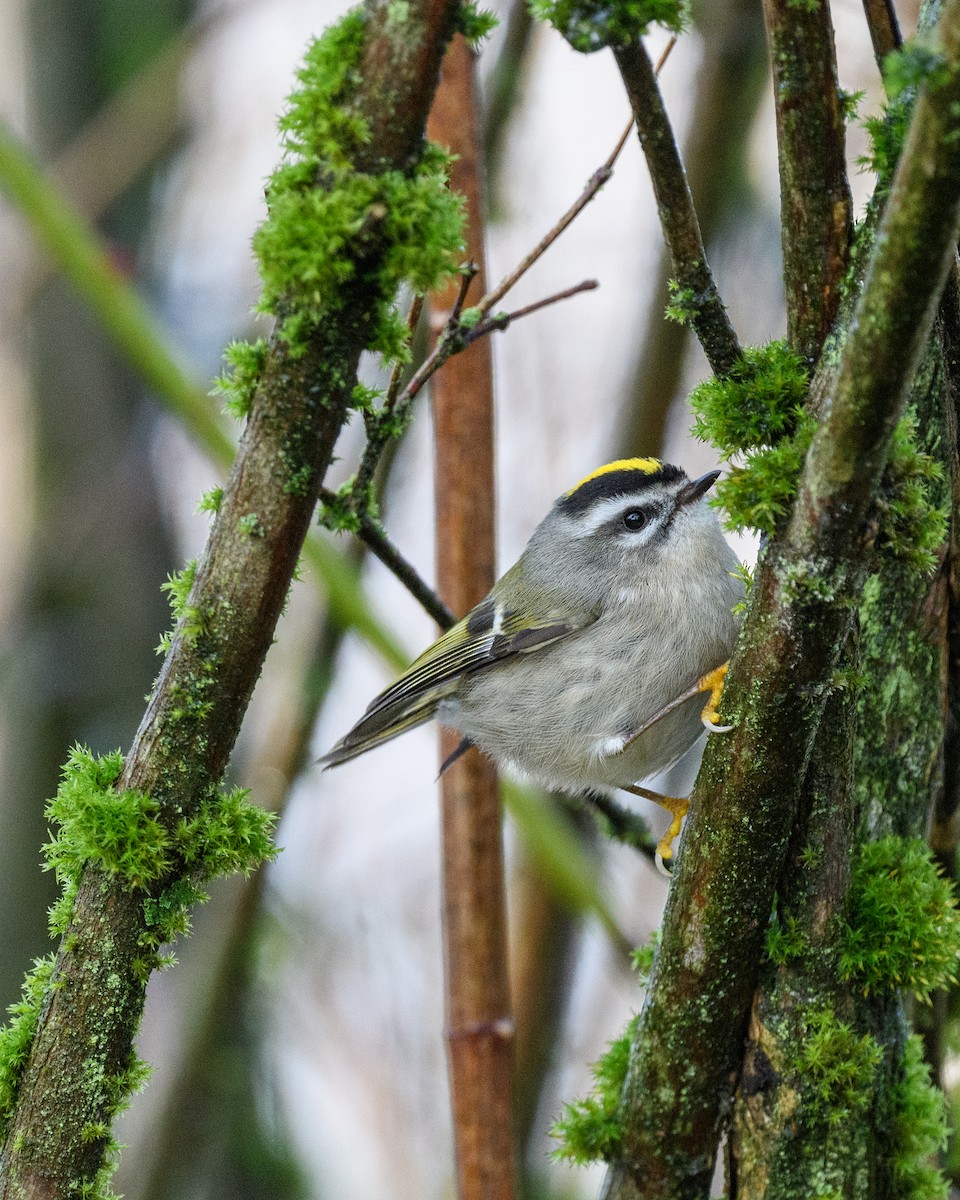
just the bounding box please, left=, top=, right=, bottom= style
left=566, top=493, right=665, bottom=537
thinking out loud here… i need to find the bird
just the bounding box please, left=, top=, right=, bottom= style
left=322, top=458, right=744, bottom=863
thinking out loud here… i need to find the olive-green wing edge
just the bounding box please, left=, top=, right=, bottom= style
left=321, top=601, right=596, bottom=768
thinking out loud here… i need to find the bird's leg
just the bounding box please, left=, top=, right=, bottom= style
left=697, top=661, right=732, bottom=733
left=623, top=784, right=688, bottom=866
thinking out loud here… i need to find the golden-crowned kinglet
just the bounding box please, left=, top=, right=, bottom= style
left=323, top=459, right=744, bottom=860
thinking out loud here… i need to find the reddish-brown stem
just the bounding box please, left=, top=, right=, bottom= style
left=427, top=34, right=516, bottom=1200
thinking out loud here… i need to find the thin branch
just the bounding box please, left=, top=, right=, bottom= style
left=478, top=122, right=632, bottom=315
left=355, top=292, right=426, bottom=501
left=621, top=0, right=767, bottom=459
left=481, top=35, right=676, bottom=318
left=581, top=792, right=657, bottom=862
left=762, top=0, right=853, bottom=362
left=319, top=488, right=454, bottom=628
left=464, top=279, right=598, bottom=342
left=613, top=39, right=742, bottom=377
left=603, top=0, right=960, bottom=1190
left=862, top=0, right=903, bottom=65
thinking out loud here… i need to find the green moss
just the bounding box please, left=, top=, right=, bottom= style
left=530, top=0, right=686, bottom=53
left=691, top=342, right=809, bottom=452
left=0, top=954, right=56, bottom=1134
left=456, top=0, right=498, bottom=43
left=891, top=1035, right=949, bottom=1200
left=839, top=837, right=960, bottom=1001
left=156, top=559, right=201, bottom=653
left=175, top=786, right=277, bottom=881
left=319, top=481, right=363, bottom=533
left=44, top=747, right=169, bottom=892
left=665, top=280, right=697, bottom=326
left=252, top=11, right=464, bottom=359
left=551, top=1015, right=638, bottom=1164
left=212, top=338, right=269, bottom=421
left=873, top=409, right=946, bottom=572
left=197, top=486, right=224, bottom=515
left=861, top=42, right=949, bottom=185
left=766, top=909, right=808, bottom=965
left=689, top=341, right=811, bottom=536
left=795, top=1008, right=882, bottom=1125
left=554, top=940, right=663, bottom=1165
left=237, top=513, right=265, bottom=538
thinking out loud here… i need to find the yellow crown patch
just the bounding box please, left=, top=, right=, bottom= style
left=566, top=457, right=662, bottom=497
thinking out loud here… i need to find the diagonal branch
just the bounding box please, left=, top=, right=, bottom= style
left=612, top=38, right=742, bottom=377
left=762, top=0, right=853, bottom=362
left=863, top=0, right=903, bottom=65
left=0, top=1, right=462, bottom=1193
left=602, top=0, right=960, bottom=1191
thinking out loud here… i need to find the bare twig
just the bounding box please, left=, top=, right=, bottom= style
left=613, top=38, right=742, bottom=377
left=763, top=0, right=853, bottom=361
left=478, top=122, right=631, bottom=315
left=354, top=293, right=426, bottom=502
left=350, top=39, right=679, bottom=503
left=602, top=0, right=960, bottom=1190
left=464, top=279, right=598, bottom=342
left=319, top=488, right=454, bottom=629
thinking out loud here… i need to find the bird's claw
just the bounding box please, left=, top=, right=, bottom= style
left=698, top=662, right=732, bottom=734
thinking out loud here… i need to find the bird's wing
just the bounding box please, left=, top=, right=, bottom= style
left=321, top=589, right=595, bottom=768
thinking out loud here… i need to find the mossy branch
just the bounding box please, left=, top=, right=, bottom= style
left=0, top=1, right=462, bottom=1194
left=762, top=0, right=853, bottom=362
left=601, top=0, right=960, bottom=1192
left=612, top=37, right=742, bottom=377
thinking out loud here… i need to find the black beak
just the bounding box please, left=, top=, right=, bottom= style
left=678, top=469, right=721, bottom=506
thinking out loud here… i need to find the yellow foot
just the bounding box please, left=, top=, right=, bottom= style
left=697, top=661, right=732, bottom=733
left=624, top=784, right=689, bottom=872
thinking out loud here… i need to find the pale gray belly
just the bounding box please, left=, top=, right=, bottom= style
left=437, top=608, right=736, bottom=793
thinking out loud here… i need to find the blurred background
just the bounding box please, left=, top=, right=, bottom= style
left=0, top=0, right=908, bottom=1196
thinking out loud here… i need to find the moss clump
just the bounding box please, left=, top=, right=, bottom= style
left=44, top=747, right=169, bottom=893
left=872, top=409, right=946, bottom=572
left=690, top=341, right=811, bottom=536
left=0, top=955, right=55, bottom=1134
left=0, top=748, right=277, bottom=1150
left=552, top=939, right=662, bottom=1165
left=197, top=486, right=224, bottom=515
left=891, top=1034, right=949, bottom=1200
left=839, top=837, right=960, bottom=1001
left=795, top=1007, right=882, bottom=1125
left=861, top=41, right=950, bottom=185
left=252, top=10, right=464, bottom=359
left=175, top=786, right=277, bottom=883
left=156, top=559, right=201, bottom=654
left=213, top=338, right=269, bottom=422
left=551, top=1015, right=638, bottom=1164
left=530, top=0, right=685, bottom=52
left=765, top=908, right=808, bottom=966
left=455, top=0, right=497, bottom=44
left=665, top=279, right=697, bottom=325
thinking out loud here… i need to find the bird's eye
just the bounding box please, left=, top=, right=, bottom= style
left=622, top=508, right=648, bottom=532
